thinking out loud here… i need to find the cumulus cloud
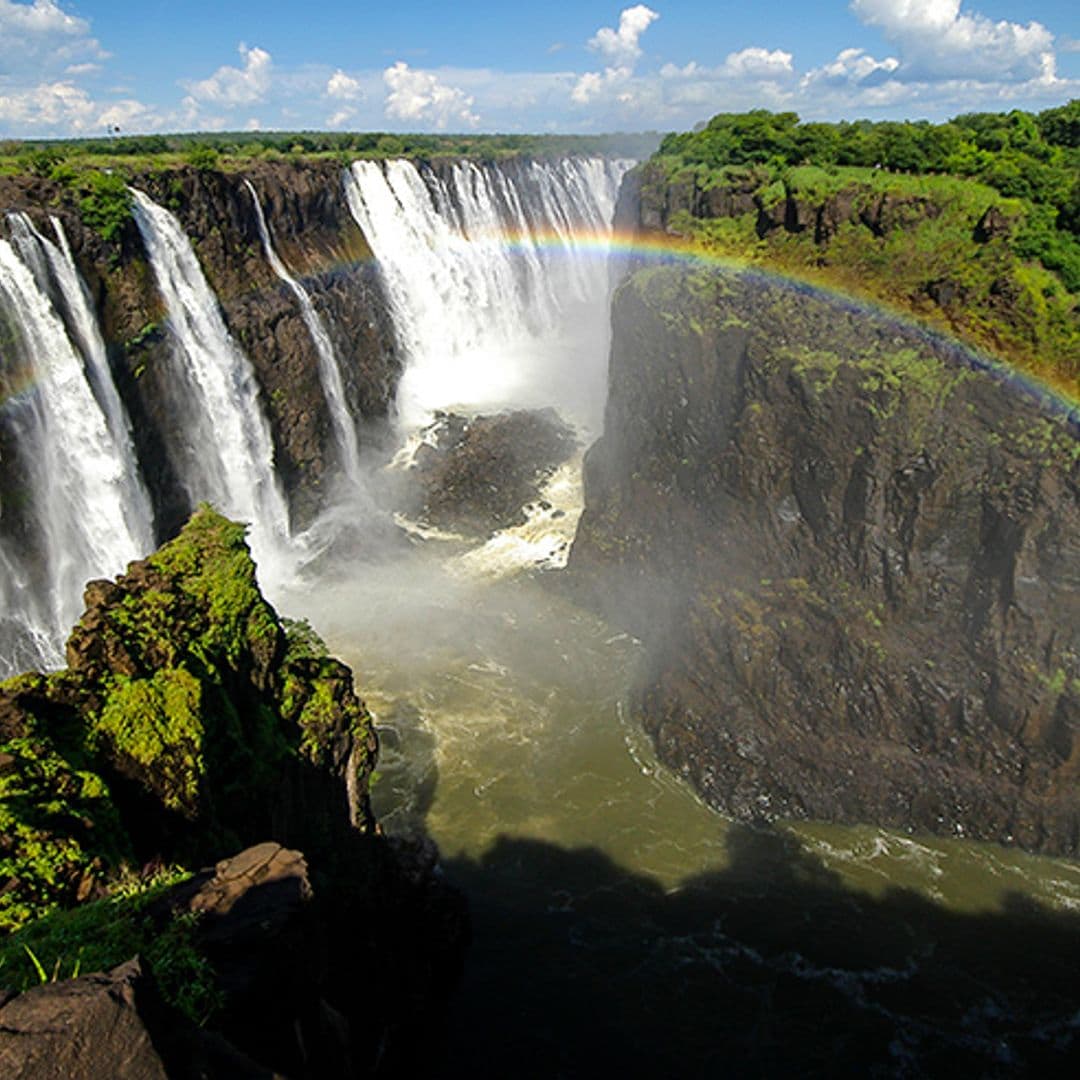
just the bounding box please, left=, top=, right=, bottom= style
left=326, top=69, right=363, bottom=100
left=850, top=0, right=1057, bottom=82
left=587, top=4, right=659, bottom=66
left=0, top=0, right=107, bottom=77
left=573, top=5, right=659, bottom=109
left=720, top=47, right=795, bottom=80
left=383, top=61, right=478, bottom=129
left=0, top=79, right=160, bottom=135
left=326, top=107, right=355, bottom=128
left=185, top=43, right=272, bottom=105
left=802, top=47, right=900, bottom=89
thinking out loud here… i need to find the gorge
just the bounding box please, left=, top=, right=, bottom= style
left=1, top=141, right=1079, bottom=1075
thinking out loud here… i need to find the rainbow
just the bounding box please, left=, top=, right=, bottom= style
left=490, top=225, right=1080, bottom=420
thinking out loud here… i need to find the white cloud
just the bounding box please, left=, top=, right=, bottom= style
left=326, top=69, right=363, bottom=100
left=588, top=5, right=659, bottom=66
left=721, top=47, right=795, bottom=80
left=802, top=46, right=900, bottom=89
left=0, top=79, right=161, bottom=135
left=185, top=43, right=272, bottom=106
left=383, top=61, right=479, bottom=129
left=327, top=107, right=355, bottom=128
left=573, top=5, right=659, bottom=109
left=850, top=0, right=1057, bottom=82
left=0, top=80, right=93, bottom=129
left=0, top=0, right=107, bottom=78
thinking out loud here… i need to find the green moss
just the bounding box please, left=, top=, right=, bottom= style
left=92, top=668, right=204, bottom=816
left=0, top=722, right=128, bottom=932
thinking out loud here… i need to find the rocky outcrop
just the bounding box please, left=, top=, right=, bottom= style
left=402, top=408, right=577, bottom=536
left=0, top=840, right=468, bottom=1078
left=571, top=264, right=1080, bottom=854
left=0, top=509, right=468, bottom=1075
left=0, top=506, right=375, bottom=926
left=0, top=956, right=272, bottom=1080
left=0, top=161, right=401, bottom=536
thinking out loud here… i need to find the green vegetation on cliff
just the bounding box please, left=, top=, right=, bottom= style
left=0, top=128, right=655, bottom=177
left=638, top=103, right=1079, bottom=395
left=0, top=506, right=375, bottom=934
left=0, top=867, right=222, bottom=1024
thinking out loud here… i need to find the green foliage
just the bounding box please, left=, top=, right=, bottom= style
left=93, top=669, right=205, bottom=816
left=77, top=170, right=132, bottom=243
left=645, top=102, right=1080, bottom=391
left=0, top=129, right=657, bottom=175
left=0, top=867, right=223, bottom=1024
left=185, top=144, right=220, bottom=172
left=0, top=702, right=129, bottom=933
left=283, top=617, right=329, bottom=661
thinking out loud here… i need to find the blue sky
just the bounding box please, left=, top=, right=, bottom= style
left=1, top=1, right=1077, bottom=137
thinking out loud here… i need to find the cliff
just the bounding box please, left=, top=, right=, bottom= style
left=619, top=157, right=1079, bottom=395
left=571, top=265, right=1080, bottom=855
left=0, top=507, right=467, bottom=1075
left=0, top=160, right=401, bottom=536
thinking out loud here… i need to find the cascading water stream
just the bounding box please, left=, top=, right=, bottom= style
left=344, top=156, right=629, bottom=433
left=0, top=223, right=154, bottom=675
left=243, top=179, right=363, bottom=488
left=129, top=188, right=294, bottom=578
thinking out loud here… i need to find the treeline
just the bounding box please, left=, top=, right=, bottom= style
left=658, top=102, right=1080, bottom=292
left=1, top=128, right=658, bottom=166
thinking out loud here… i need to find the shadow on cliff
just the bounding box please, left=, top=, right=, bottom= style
left=435, top=823, right=1080, bottom=1078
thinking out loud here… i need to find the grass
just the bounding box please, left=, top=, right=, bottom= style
left=0, top=866, right=223, bottom=1024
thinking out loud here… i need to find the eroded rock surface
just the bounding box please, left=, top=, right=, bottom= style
left=571, top=265, right=1080, bottom=854
left=403, top=408, right=577, bottom=536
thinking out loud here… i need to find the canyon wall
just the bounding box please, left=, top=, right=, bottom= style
left=571, top=264, right=1080, bottom=854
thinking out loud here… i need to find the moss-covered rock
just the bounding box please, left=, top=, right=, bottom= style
left=0, top=506, right=377, bottom=932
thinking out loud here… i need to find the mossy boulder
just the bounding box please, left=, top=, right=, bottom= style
left=0, top=506, right=377, bottom=932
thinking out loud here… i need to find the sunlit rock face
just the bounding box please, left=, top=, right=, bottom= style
left=572, top=264, right=1080, bottom=855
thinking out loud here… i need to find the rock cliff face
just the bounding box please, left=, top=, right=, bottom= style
left=0, top=508, right=467, bottom=1075
left=571, top=265, right=1080, bottom=854
left=0, top=161, right=401, bottom=536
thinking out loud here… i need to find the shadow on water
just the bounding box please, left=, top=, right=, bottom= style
left=433, top=823, right=1080, bottom=1078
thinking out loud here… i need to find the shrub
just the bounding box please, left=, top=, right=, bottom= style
left=78, top=170, right=132, bottom=244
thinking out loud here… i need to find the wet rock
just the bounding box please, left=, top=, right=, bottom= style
left=0, top=958, right=272, bottom=1080
left=571, top=265, right=1080, bottom=855
left=405, top=408, right=577, bottom=537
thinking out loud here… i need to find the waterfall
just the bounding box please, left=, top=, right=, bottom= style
left=129, top=189, right=293, bottom=574
left=243, top=179, right=362, bottom=488
left=344, top=157, right=629, bottom=432
left=0, top=221, right=154, bottom=675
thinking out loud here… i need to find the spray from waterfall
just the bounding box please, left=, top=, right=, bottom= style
left=344, top=157, right=629, bottom=433
left=0, top=219, right=154, bottom=675
left=243, top=179, right=363, bottom=488
left=129, top=188, right=294, bottom=578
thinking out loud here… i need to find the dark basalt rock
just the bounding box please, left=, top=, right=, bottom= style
left=571, top=264, right=1080, bottom=855
left=0, top=957, right=273, bottom=1080
left=403, top=408, right=577, bottom=537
